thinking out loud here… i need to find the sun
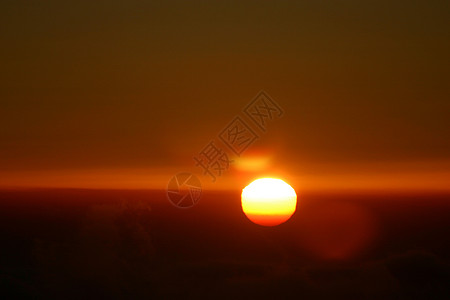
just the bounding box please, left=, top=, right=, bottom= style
left=241, top=178, right=297, bottom=226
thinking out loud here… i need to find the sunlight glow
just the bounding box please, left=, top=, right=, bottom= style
left=241, top=178, right=297, bottom=226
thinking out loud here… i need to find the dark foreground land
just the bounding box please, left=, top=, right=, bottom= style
left=0, top=189, right=449, bottom=299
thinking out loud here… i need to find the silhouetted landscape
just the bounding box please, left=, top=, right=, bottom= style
left=1, top=189, right=449, bottom=299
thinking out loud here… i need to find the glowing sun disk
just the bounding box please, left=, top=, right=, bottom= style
left=241, top=178, right=297, bottom=226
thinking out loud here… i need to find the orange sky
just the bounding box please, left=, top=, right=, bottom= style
left=0, top=1, right=449, bottom=192
left=1, top=159, right=449, bottom=192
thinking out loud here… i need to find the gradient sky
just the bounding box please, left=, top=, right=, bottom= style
left=1, top=1, right=449, bottom=190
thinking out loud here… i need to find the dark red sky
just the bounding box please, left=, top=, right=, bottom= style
left=0, top=1, right=449, bottom=190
